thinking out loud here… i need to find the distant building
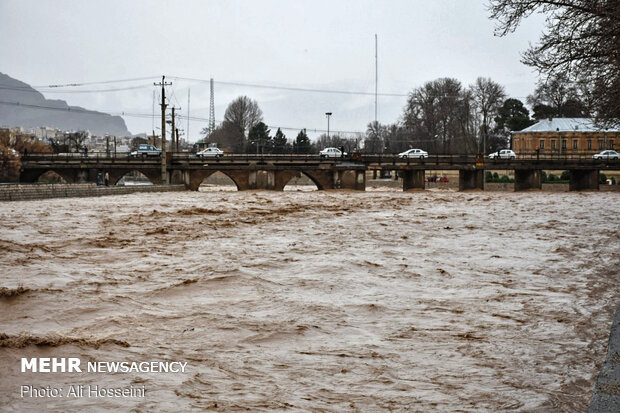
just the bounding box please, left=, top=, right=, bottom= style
left=512, top=118, right=620, bottom=156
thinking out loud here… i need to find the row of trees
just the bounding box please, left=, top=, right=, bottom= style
left=204, top=69, right=603, bottom=155
left=202, top=1, right=618, bottom=155
left=202, top=76, right=543, bottom=155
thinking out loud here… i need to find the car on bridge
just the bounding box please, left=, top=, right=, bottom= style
left=593, top=150, right=619, bottom=160
left=320, top=147, right=347, bottom=158
left=196, top=147, right=224, bottom=158
left=130, top=144, right=162, bottom=158
left=398, top=148, right=428, bottom=159
left=488, top=149, right=516, bottom=160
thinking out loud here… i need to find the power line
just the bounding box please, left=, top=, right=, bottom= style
left=170, top=76, right=409, bottom=97
left=33, top=76, right=158, bottom=88
left=0, top=84, right=153, bottom=93
left=175, top=113, right=364, bottom=135
left=0, top=100, right=364, bottom=135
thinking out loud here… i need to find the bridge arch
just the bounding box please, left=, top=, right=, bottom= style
left=21, top=169, right=76, bottom=184
left=281, top=171, right=320, bottom=191
left=274, top=169, right=332, bottom=191
left=196, top=171, right=239, bottom=191
left=36, top=170, right=68, bottom=184
left=113, top=170, right=154, bottom=186
left=188, top=170, right=244, bottom=191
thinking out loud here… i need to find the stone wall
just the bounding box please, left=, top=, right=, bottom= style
left=588, top=305, right=620, bottom=412
left=0, top=184, right=187, bottom=202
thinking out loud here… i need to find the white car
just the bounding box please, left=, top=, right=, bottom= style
left=196, top=147, right=224, bottom=158
left=488, top=149, right=516, bottom=160
left=319, top=147, right=346, bottom=158
left=593, top=150, right=619, bottom=160
left=398, top=148, right=428, bottom=159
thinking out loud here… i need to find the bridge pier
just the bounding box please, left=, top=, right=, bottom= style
left=249, top=170, right=275, bottom=190
left=569, top=169, right=599, bottom=191
left=459, top=170, right=484, bottom=191
left=402, top=170, right=425, bottom=191
left=354, top=169, right=366, bottom=191
left=514, top=169, right=542, bottom=191
left=332, top=169, right=365, bottom=190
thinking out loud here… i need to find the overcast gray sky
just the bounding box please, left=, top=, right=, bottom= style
left=0, top=0, right=546, bottom=141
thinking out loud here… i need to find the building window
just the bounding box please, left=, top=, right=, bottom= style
left=551, top=140, right=556, bottom=150
left=562, top=139, right=567, bottom=149
left=598, top=140, right=603, bottom=149
left=573, top=140, right=578, bottom=150
left=587, top=140, right=592, bottom=150
left=610, top=140, right=614, bottom=149
left=539, top=140, right=545, bottom=149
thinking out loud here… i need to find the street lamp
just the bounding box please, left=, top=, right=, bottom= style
left=325, top=112, right=332, bottom=139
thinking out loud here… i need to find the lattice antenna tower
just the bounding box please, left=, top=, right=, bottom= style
left=208, top=78, right=215, bottom=135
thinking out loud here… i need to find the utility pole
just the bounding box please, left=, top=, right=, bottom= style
left=187, top=89, right=190, bottom=144
left=154, top=76, right=171, bottom=183
left=171, top=107, right=176, bottom=152
left=168, top=107, right=181, bottom=151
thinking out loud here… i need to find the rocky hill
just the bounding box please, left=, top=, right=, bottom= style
left=0, top=73, right=130, bottom=136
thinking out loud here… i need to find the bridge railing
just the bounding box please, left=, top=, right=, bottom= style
left=20, top=150, right=619, bottom=164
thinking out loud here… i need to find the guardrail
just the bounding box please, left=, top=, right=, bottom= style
left=20, top=151, right=620, bottom=164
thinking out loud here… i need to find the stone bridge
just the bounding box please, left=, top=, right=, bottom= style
left=19, top=153, right=620, bottom=192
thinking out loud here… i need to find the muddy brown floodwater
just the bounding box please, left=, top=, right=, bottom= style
left=0, top=188, right=618, bottom=412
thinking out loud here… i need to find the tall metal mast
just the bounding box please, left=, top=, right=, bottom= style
left=375, top=34, right=378, bottom=124
left=187, top=89, right=190, bottom=143
left=209, top=78, right=216, bottom=135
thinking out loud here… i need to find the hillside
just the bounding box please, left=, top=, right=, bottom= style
left=0, top=73, right=130, bottom=136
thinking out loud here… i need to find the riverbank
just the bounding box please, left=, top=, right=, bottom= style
left=589, top=305, right=620, bottom=412
left=0, top=183, right=186, bottom=202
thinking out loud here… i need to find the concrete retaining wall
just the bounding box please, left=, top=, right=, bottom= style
left=0, top=184, right=187, bottom=202
left=589, top=305, right=620, bottom=412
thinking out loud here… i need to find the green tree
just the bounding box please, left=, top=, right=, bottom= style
left=247, top=122, right=271, bottom=154
left=495, top=98, right=535, bottom=132
left=293, top=129, right=312, bottom=154
left=272, top=128, right=289, bottom=154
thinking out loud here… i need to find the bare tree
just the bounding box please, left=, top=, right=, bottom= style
left=49, top=131, right=89, bottom=153
left=488, top=0, right=620, bottom=122
left=209, top=121, right=245, bottom=152
left=403, top=78, right=476, bottom=154
left=364, top=121, right=388, bottom=153
left=471, top=77, right=506, bottom=154
left=527, top=73, right=590, bottom=118
left=223, top=96, right=263, bottom=138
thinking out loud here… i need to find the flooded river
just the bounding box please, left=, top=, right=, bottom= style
left=0, top=188, right=618, bottom=412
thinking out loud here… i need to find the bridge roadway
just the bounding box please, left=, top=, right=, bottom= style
left=20, top=153, right=620, bottom=191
